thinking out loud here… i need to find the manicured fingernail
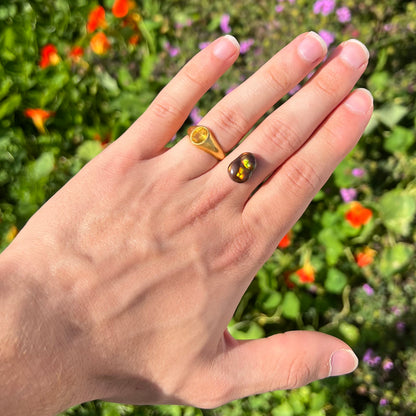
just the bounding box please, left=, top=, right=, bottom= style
left=344, top=88, right=373, bottom=114
left=329, top=349, right=359, bottom=377
left=213, top=35, right=240, bottom=60
left=340, top=39, right=369, bottom=69
left=297, top=32, right=327, bottom=62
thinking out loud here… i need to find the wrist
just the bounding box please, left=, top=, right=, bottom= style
left=0, top=242, right=91, bottom=415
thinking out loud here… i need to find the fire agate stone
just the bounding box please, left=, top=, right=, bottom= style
left=228, top=152, right=257, bottom=183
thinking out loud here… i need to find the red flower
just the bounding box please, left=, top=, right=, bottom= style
left=278, top=232, right=291, bottom=249
left=39, top=44, right=60, bottom=68
left=69, top=46, right=84, bottom=62
left=24, top=108, right=54, bottom=133
left=295, top=263, right=315, bottom=284
left=112, top=0, right=129, bottom=17
left=355, top=247, right=376, bottom=267
left=87, top=5, right=107, bottom=33
left=90, top=32, right=110, bottom=55
left=345, top=201, right=373, bottom=228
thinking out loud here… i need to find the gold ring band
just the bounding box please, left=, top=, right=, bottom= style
left=188, top=125, right=225, bottom=161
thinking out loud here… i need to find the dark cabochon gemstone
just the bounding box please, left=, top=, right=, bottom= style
left=228, top=152, right=257, bottom=183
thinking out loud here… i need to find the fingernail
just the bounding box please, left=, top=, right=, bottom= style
left=344, top=88, right=373, bottom=114
left=213, top=35, right=240, bottom=60
left=329, top=349, right=359, bottom=377
left=340, top=39, right=369, bottom=69
left=297, top=31, right=327, bottom=62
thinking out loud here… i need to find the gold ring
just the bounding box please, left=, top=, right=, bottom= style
left=188, top=125, right=225, bottom=160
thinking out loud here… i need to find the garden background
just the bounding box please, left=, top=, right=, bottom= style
left=0, top=0, right=415, bottom=415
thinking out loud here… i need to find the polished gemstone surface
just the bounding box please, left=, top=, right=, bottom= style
left=228, top=152, right=256, bottom=183
left=189, top=126, right=209, bottom=144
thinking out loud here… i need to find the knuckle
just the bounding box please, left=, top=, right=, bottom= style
left=212, top=105, right=249, bottom=139
left=263, top=63, right=292, bottom=94
left=151, top=95, right=184, bottom=121
left=182, top=61, right=210, bottom=90
left=314, top=67, right=341, bottom=98
left=284, top=156, right=322, bottom=197
left=284, top=360, right=313, bottom=390
left=260, top=117, right=301, bottom=155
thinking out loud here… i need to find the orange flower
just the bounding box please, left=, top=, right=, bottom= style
left=128, top=34, right=140, bottom=45
left=90, top=32, right=110, bottom=55
left=112, top=0, right=129, bottom=17
left=278, top=232, right=291, bottom=249
left=355, top=247, right=376, bottom=267
left=295, top=263, right=315, bottom=284
left=345, top=201, right=373, bottom=228
left=39, top=44, right=60, bottom=68
left=69, top=46, right=84, bottom=62
left=87, top=5, right=107, bottom=33
left=24, top=108, right=54, bottom=133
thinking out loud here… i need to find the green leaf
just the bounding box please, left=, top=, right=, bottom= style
left=28, top=152, right=55, bottom=181
left=373, top=103, right=408, bottom=129
left=228, top=321, right=265, bottom=340
left=379, top=190, right=416, bottom=236
left=0, top=93, right=21, bottom=119
left=384, top=126, right=414, bottom=154
left=310, top=390, right=328, bottom=410
left=76, top=141, right=103, bottom=162
left=0, top=76, right=13, bottom=101
left=339, top=322, right=360, bottom=345
left=325, top=268, right=348, bottom=294
left=271, top=402, right=294, bottom=416
left=282, top=292, right=301, bottom=320
left=379, top=243, right=414, bottom=278
left=261, top=290, right=282, bottom=313
left=318, top=229, right=345, bottom=265
left=98, top=71, right=120, bottom=95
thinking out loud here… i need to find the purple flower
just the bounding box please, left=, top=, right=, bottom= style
left=396, top=321, right=406, bottom=334
left=383, top=359, right=394, bottom=371
left=380, top=398, right=389, bottom=406
left=336, top=6, right=351, bottom=23
left=363, top=283, right=374, bottom=296
left=363, top=349, right=381, bottom=366
left=198, top=41, right=210, bottom=50
left=226, top=85, right=238, bottom=95
left=190, top=107, right=202, bottom=124
left=313, top=0, right=335, bottom=16
left=352, top=167, right=365, bottom=177
left=240, top=39, right=254, bottom=54
left=275, top=5, right=284, bottom=12
left=289, top=84, right=301, bottom=95
left=164, top=42, right=180, bottom=57
left=220, top=14, right=231, bottom=34
left=340, top=187, right=357, bottom=202
left=319, top=30, right=335, bottom=47
left=391, top=306, right=402, bottom=316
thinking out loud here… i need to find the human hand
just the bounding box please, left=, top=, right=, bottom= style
left=0, top=32, right=372, bottom=415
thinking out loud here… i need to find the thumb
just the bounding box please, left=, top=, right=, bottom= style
left=210, top=330, right=358, bottom=405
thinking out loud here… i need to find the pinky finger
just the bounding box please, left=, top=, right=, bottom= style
left=244, top=88, right=373, bottom=249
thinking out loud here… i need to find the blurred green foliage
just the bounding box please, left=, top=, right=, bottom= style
left=1, top=0, right=416, bottom=415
